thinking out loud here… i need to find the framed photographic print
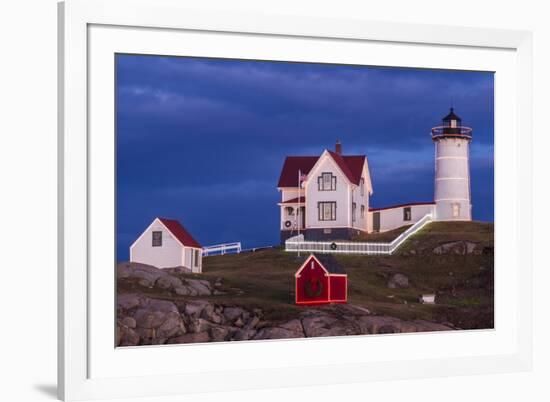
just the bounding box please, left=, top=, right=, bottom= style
left=58, top=0, right=533, bottom=400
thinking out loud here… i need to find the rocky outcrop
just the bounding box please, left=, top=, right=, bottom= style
left=116, top=294, right=454, bottom=346
left=432, top=241, right=479, bottom=255
left=387, top=273, right=409, bottom=289
left=117, top=262, right=213, bottom=296
left=116, top=261, right=455, bottom=346
left=117, top=295, right=186, bottom=345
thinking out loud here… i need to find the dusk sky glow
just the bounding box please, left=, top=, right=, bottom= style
left=116, top=54, right=494, bottom=261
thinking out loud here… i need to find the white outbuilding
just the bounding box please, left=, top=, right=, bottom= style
left=130, top=217, right=203, bottom=273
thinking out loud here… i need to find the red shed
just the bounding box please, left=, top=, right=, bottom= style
left=295, top=253, right=348, bottom=305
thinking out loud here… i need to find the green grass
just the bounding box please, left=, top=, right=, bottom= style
left=350, top=225, right=412, bottom=242
left=398, top=220, right=494, bottom=254
left=123, top=221, right=494, bottom=329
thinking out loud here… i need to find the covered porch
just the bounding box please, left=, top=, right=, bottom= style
left=278, top=196, right=306, bottom=232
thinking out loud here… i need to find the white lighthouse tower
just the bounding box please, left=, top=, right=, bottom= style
left=432, top=108, right=473, bottom=221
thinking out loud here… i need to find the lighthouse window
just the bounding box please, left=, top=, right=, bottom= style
left=318, top=172, right=336, bottom=191
left=403, top=207, right=412, bottom=221
left=452, top=203, right=461, bottom=218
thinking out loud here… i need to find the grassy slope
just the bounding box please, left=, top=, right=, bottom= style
left=351, top=224, right=412, bottom=242
left=121, top=221, right=494, bottom=329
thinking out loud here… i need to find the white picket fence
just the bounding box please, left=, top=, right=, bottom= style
left=202, top=242, right=242, bottom=257
left=285, top=214, right=433, bottom=255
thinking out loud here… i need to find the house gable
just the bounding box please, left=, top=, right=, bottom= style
left=130, top=217, right=202, bottom=251
left=129, top=218, right=186, bottom=268
left=306, top=150, right=355, bottom=188
left=361, top=156, right=373, bottom=195
left=295, top=254, right=330, bottom=277
left=157, top=217, right=202, bottom=249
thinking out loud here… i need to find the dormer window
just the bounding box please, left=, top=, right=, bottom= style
left=318, top=172, right=336, bottom=191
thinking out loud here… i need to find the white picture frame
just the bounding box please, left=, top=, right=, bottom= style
left=58, top=0, right=533, bottom=400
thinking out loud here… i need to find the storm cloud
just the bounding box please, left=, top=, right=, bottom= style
left=116, top=54, right=494, bottom=260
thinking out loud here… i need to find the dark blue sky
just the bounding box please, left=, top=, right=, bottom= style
left=116, top=54, right=494, bottom=261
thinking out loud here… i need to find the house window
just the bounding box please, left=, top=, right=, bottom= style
left=361, top=205, right=365, bottom=218
left=318, top=172, right=336, bottom=191
left=360, top=178, right=365, bottom=196
left=352, top=202, right=357, bottom=222
left=285, top=206, right=294, bottom=216
left=194, top=249, right=200, bottom=267
left=318, top=202, right=336, bottom=221
left=403, top=207, right=412, bottom=221
left=152, top=231, right=162, bottom=247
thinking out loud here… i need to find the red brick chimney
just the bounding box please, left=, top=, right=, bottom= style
left=335, top=139, right=342, bottom=155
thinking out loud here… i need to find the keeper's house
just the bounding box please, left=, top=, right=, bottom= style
left=295, top=253, right=347, bottom=305
left=277, top=140, right=373, bottom=242
left=277, top=108, right=473, bottom=242
left=130, top=217, right=203, bottom=273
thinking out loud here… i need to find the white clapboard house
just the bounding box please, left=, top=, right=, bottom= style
left=277, top=108, right=473, bottom=242
left=277, top=140, right=373, bottom=242
left=130, top=217, right=203, bottom=273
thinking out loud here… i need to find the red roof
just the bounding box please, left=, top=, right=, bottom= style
left=341, top=155, right=366, bottom=185
left=369, top=201, right=435, bottom=212
left=158, top=217, right=202, bottom=248
left=281, top=196, right=306, bottom=204
left=277, top=156, right=318, bottom=187
left=277, top=152, right=365, bottom=187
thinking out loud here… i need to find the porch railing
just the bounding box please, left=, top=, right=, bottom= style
left=285, top=214, right=433, bottom=255
left=202, top=242, right=242, bottom=257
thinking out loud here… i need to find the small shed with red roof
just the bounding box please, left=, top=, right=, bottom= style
left=295, top=253, right=347, bottom=305
left=130, top=217, right=203, bottom=273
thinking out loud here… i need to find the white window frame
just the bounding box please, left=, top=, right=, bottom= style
left=318, top=201, right=337, bottom=221
left=151, top=231, right=162, bottom=247
left=318, top=172, right=337, bottom=191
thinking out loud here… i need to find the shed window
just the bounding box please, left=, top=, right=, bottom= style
left=318, top=172, right=336, bottom=191
left=318, top=202, right=336, bottom=221
left=152, top=231, right=162, bottom=247
left=403, top=207, right=412, bottom=221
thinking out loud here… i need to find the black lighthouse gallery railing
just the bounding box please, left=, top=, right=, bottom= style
left=431, top=126, right=473, bottom=139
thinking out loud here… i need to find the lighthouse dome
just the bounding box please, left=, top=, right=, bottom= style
left=432, top=107, right=472, bottom=138
left=442, top=107, right=462, bottom=125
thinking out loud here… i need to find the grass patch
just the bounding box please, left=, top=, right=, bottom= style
left=350, top=225, right=412, bottom=242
